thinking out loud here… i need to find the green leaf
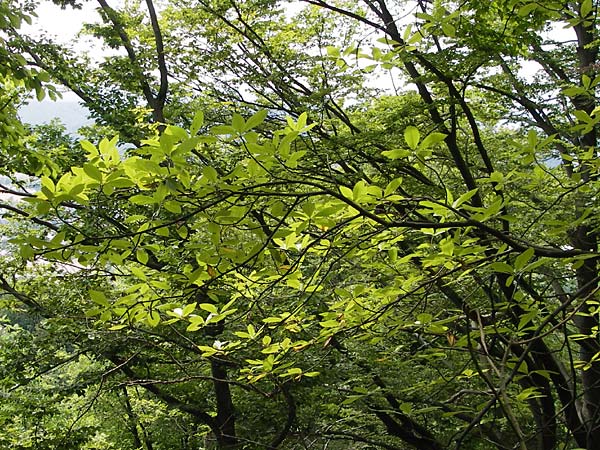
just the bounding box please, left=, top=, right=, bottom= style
left=341, top=395, right=362, bottom=405
left=130, top=266, right=146, bottom=280
left=41, top=176, right=55, bottom=194
left=165, top=125, right=188, bottom=140
left=182, top=303, right=197, bottom=316
left=420, top=132, right=446, bottom=149
left=232, top=113, right=245, bottom=132
left=518, top=3, right=538, bottom=16
left=90, top=290, right=109, bottom=307
left=440, top=239, right=454, bottom=256
left=384, top=178, right=403, bottom=196
left=203, top=166, right=218, bottom=182
left=340, top=185, right=353, bottom=200
left=441, top=22, right=455, bottom=37
left=164, top=200, right=182, bottom=213
left=190, top=110, right=204, bottom=135
left=563, top=86, right=585, bottom=97
left=287, top=150, right=306, bottom=168
left=79, top=140, right=98, bottom=156
left=581, top=0, right=593, bottom=18
left=147, top=310, right=160, bottom=327
left=416, top=313, right=432, bottom=323
left=197, top=345, right=217, bottom=356
left=129, top=195, right=156, bottom=205
left=302, top=202, right=315, bottom=217
left=177, top=137, right=201, bottom=155
left=352, top=180, right=367, bottom=201
left=176, top=226, right=188, bottom=239
left=514, top=248, right=535, bottom=272
left=35, top=86, right=45, bottom=101
left=326, top=46, right=340, bottom=57
left=518, top=309, right=538, bottom=330
left=199, top=303, right=218, bottom=314
left=136, top=249, right=149, bottom=264
left=210, top=125, right=236, bottom=135
left=83, top=163, right=103, bottom=182
left=187, top=316, right=205, bottom=331
left=382, top=149, right=410, bottom=159
left=404, top=126, right=420, bottom=150
left=453, top=188, right=478, bottom=208
left=244, top=110, right=267, bottom=131
left=489, top=262, right=513, bottom=274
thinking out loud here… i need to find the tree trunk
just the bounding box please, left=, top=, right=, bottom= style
left=571, top=6, right=600, bottom=447
left=211, top=358, right=238, bottom=448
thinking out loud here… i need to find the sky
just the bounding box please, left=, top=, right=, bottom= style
left=19, top=100, right=92, bottom=134
left=18, top=1, right=574, bottom=130
left=22, top=1, right=102, bottom=53
left=18, top=1, right=104, bottom=127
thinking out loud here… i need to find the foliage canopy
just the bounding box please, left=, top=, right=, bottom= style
left=1, top=0, right=600, bottom=449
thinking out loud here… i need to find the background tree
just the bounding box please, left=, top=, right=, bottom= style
left=1, top=0, right=600, bottom=449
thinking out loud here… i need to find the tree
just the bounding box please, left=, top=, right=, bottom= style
left=2, top=0, right=600, bottom=449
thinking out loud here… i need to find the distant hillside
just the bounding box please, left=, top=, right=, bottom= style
left=19, top=100, right=93, bottom=134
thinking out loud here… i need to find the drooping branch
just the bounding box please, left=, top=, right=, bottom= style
left=0, top=275, right=46, bottom=312
left=96, top=0, right=164, bottom=122
left=108, top=355, right=219, bottom=433
left=145, top=0, right=168, bottom=111
left=267, top=383, right=296, bottom=449
left=210, top=357, right=238, bottom=447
